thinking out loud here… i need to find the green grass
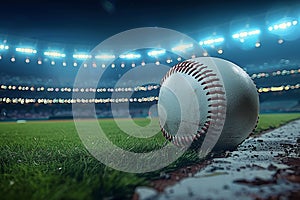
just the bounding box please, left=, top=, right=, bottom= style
left=254, top=113, right=300, bottom=133
left=0, top=113, right=300, bottom=200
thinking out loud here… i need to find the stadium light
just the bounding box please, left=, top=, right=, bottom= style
left=95, top=54, right=116, bottom=59
left=172, top=43, right=193, bottom=52
left=15, top=47, right=37, bottom=54
left=278, top=39, right=284, bottom=44
left=255, top=42, right=261, bottom=48
left=232, top=29, right=260, bottom=39
left=231, top=28, right=261, bottom=49
left=73, top=53, right=92, bottom=59
left=268, top=19, right=298, bottom=31
left=44, top=51, right=66, bottom=58
left=147, top=49, right=166, bottom=57
left=119, top=53, right=141, bottom=59
left=199, top=37, right=224, bottom=46
left=0, top=44, right=9, bottom=50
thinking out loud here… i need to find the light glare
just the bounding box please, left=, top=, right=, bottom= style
left=16, top=47, right=37, bottom=54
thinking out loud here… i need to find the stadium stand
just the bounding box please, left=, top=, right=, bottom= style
left=1, top=11, right=300, bottom=120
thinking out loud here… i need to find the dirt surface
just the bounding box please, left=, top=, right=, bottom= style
left=135, top=119, right=300, bottom=200
left=149, top=160, right=211, bottom=193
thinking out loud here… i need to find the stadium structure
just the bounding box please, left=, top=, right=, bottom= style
left=0, top=9, right=300, bottom=121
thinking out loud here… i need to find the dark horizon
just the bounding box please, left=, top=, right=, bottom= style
left=1, top=0, right=299, bottom=45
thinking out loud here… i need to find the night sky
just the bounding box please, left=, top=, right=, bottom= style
left=1, top=0, right=298, bottom=45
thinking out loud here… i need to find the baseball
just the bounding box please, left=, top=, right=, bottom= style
left=158, top=57, right=259, bottom=152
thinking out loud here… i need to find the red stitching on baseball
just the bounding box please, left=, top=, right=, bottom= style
left=208, top=96, right=226, bottom=101
left=160, top=60, right=226, bottom=148
left=206, top=90, right=225, bottom=95
left=200, top=69, right=214, bottom=75
left=200, top=77, right=219, bottom=84
left=186, top=63, right=202, bottom=73
left=192, top=64, right=207, bottom=76
left=203, top=84, right=223, bottom=90
left=191, top=66, right=208, bottom=77
left=197, top=75, right=218, bottom=82
left=178, top=67, right=184, bottom=73
left=208, top=110, right=226, bottom=114
left=183, top=66, right=193, bottom=73
left=209, top=103, right=226, bottom=107
left=201, top=125, right=209, bottom=131
left=187, top=67, right=198, bottom=75
left=197, top=129, right=206, bottom=135
left=193, top=69, right=213, bottom=79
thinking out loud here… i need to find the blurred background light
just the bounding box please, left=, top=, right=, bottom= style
left=232, top=29, right=261, bottom=39
left=95, top=54, right=116, bottom=59
left=15, top=47, right=37, bottom=54
left=72, top=53, right=92, bottom=59
left=0, top=44, right=9, bottom=50
left=199, top=37, right=224, bottom=46
left=171, top=43, right=193, bottom=52
left=147, top=49, right=166, bottom=57
left=44, top=51, right=66, bottom=58
left=119, top=53, right=141, bottom=59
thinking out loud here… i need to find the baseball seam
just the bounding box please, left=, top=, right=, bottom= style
left=160, top=60, right=227, bottom=148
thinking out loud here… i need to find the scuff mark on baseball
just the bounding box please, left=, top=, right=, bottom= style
left=158, top=57, right=259, bottom=153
